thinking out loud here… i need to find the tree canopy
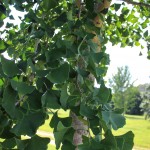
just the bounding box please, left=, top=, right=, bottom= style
left=0, top=0, right=150, bottom=149
left=109, top=66, right=132, bottom=93
left=140, top=85, right=150, bottom=119
left=109, top=66, right=134, bottom=112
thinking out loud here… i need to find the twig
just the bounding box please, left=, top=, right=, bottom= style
left=77, top=35, right=87, bottom=55
left=76, top=76, right=83, bottom=94
left=48, top=109, right=55, bottom=114
left=34, top=38, right=40, bottom=54
left=15, top=95, right=26, bottom=107
left=121, top=0, right=150, bottom=8
left=87, top=118, right=92, bottom=139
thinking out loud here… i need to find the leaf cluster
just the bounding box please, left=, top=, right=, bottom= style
left=0, top=0, right=149, bottom=149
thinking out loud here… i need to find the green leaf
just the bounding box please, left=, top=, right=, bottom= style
left=15, top=138, right=28, bottom=150
left=47, top=63, right=70, bottom=84
left=11, top=80, right=35, bottom=95
left=25, top=135, right=50, bottom=150
left=88, top=40, right=99, bottom=52
left=122, top=29, right=129, bottom=37
left=60, top=84, right=69, bottom=109
left=0, top=20, right=4, bottom=27
left=78, top=138, right=104, bottom=150
left=1, top=56, right=20, bottom=77
left=49, top=111, right=59, bottom=130
left=36, top=77, right=53, bottom=92
left=45, top=49, right=66, bottom=62
left=98, top=112, right=109, bottom=133
left=144, top=30, right=148, bottom=38
left=114, top=4, right=121, bottom=11
left=80, top=103, right=96, bottom=118
left=54, top=121, right=69, bottom=149
left=91, top=52, right=104, bottom=64
left=110, top=112, right=126, bottom=130
left=0, top=110, right=9, bottom=128
left=50, top=111, right=72, bottom=131
left=135, top=41, right=140, bottom=46
left=0, top=13, right=6, bottom=22
left=77, top=68, right=90, bottom=77
left=102, top=111, right=126, bottom=130
left=17, top=60, right=27, bottom=73
left=93, top=85, right=111, bottom=104
left=103, top=130, right=117, bottom=149
left=41, top=90, right=60, bottom=109
left=27, top=58, right=36, bottom=72
left=62, top=140, right=76, bottom=150
left=0, top=40, right=6, bottom=52
left=87, top=56, right=96, bottom=76
left=22, top=90, right=42, bottom=110
left=0, top=4, right=6, bottom=15
left=127, top=14, right=138, bottom=23
left=67, top=11, right=73, bottom=21
left=0, top=121, right=15, bottom=139
left=2, top=86, right=23, bottom=119
left=11, top=111, right=46, bottom=136
left=26, top=10, right=38, bottom=23
left=115, top=131, right=134, bottom=150
left=36, top=70, right=49, bottom=77
left=89, top=117, right=101, bottom=135
left=43, top=0, right=58, bottom=10
left=16, top=135, right=50, bottom=150
left=30, top=30, right=45, bottom=39
left=96, top=67, right=107, bottom=77
left=62, top=128, right=75, bottom=144
left=0, top=64, right=6, bottom=77
left=85, top=0, right=94, bottom=12
left=2, top=138, right=16, bottom=149
left=54, top=12, right=67, bottom=27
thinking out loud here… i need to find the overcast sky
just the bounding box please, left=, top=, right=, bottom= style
left=105, top=43, right=150, bottom=86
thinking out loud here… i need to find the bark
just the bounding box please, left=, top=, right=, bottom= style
left=71, top=1, right=112, bottom=149
left=70, top=111, right=89, bottom=150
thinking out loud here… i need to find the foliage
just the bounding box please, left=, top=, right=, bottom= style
left=0, top=0, right=149, bottom=149
left=109, top=67, right=144, bottom=114
left=109, top=66, right=132, bottom=93
left=125, top=87, right=143, bottom=115
left=113, top=115, right=150, bottom=149
left=140, top=86, right=150, bottom=119
left=109, top=66, right=134, bottom=112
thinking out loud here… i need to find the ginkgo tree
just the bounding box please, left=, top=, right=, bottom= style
left=0, top=0, right=150, bottom=150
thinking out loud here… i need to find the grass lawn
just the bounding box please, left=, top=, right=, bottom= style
left=113, top=115, right=150, bottom=149
left=48, top=144, right=56, bottom=150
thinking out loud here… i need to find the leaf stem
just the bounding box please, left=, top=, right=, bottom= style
left=121, top=0, right=150, bottom=8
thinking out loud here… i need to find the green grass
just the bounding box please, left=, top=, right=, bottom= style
left=48, top=144, right=56, bottom=150
left=113, top=115, right=150, bottom=149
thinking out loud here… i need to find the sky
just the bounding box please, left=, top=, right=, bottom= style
left=105, top=43, right=150, bottom=86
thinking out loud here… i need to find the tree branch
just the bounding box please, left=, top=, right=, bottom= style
left=121, top=0, right=150, bottom=8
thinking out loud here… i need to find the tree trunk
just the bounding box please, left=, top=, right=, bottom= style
left=70, top=111, right=89, bottom=150
left=71, top=1, right=112, bottom=148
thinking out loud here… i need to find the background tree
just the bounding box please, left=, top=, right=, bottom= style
left=125, top=86, right=143, bottom=115
left=140, top=85, right=150, bottom=119
left=109, top=66, right=133, bottom=112
left=0, top=0, right=149, bottom=150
